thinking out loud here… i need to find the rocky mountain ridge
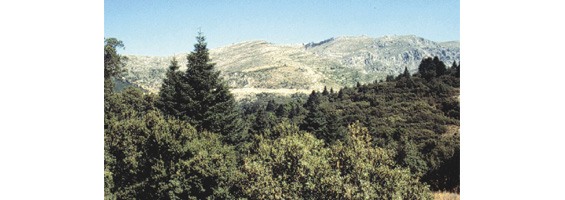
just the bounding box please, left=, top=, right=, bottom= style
left=122, top=35, right=459, bottom=99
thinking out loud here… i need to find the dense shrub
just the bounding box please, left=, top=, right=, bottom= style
left=105, top=111, right=244, bottom=199
left=239, top=122, right=432, bottom=199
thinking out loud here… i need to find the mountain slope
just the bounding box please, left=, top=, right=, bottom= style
left=304, top=35, right=459, bottom=74
left=122, top=35, right=459, bottom=99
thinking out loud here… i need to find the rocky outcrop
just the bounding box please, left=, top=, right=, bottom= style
left=122, top=35, right=459, bottom=98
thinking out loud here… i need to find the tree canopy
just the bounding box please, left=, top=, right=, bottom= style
left=104, top=38, right=128, bottom=93
left=156, top=33, right=245, bottom=144
left=104, top=35, right=459, bottom=199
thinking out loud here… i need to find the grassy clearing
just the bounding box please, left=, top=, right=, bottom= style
left=432, top=191, right=460, bottom=200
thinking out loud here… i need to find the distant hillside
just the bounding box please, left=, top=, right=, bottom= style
left=122, top=35, right=459, bottom=99
left=304, top=35, right=459, bottom=75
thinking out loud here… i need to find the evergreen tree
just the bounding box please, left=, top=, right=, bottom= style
left=403, top=66, right=411, bottom=78
left=300, top=91, right=345, bottom=143
left=288, top=99, right=306, bottom=122
left=300, top=103, right=327, bottom=140
left=434, top=56, right=447, bottom=77
left=155, top=58, right=185, bottom=117
left=323, top=106, right=346, bottom=144
left=266, top=99, right=277, bottom=112
left=156, top=32, right=244, bottom=144
left=322, top=86, right=329, bottom=96
left=275, top=104, right=289, bottom=118
left=418, top=57, right=446, bottom=81
left=304, top=90, right=320, bottom=110
left=251, top=109, right=277, bottom=135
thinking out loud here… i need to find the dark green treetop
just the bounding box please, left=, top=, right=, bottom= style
left=156, top=32, right=244, bottom=144
left=403, top=66, right=411, bottom=78
left=322, top=86, right=329, bottom=96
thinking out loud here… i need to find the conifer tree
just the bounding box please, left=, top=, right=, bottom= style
left=337, top=89, right=344, bottom=99
left=300, top=91, right=344, bottom=143
left=403, top=66, right=411, bottom=78
left=417, top=56, right=448, bottom=80
left=301, top=102, right=327, bottom=140
left=266, top=99, right=277, bottom=112
left=251, top=109, right=277, bottom=135
left=450, top=60, right=457, bottom=72
left=323, top=106, right=346, bottom=144
left=155, top=58, right=184, bottom=117
left=434, top=56, right=447, bottom=77
left=288, top=99, right=305, bottom=120
left=304, top=90, right=320, bottom=110
left=275, top=104, right=289, bottom=118
left=322, top=86, right=329, bottom=96
left=157, top=32, right=244, bottom=143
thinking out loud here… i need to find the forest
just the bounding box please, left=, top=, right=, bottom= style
left=104, top=34, right=460, bottom=200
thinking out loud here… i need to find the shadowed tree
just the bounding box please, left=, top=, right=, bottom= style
left=322, top=86, right=329, bottom=96
left=266, top=99, right=277, bottom=112
left=403, top=66, right=411, bottom=78
left=434, top=56, right=447, bottom=77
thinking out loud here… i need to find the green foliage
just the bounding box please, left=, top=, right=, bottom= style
left=300, top=100, right=327, bottom=137
left=156, top=33, right=245, bottom=144
left=105, top=110, right=244, bottom=199
left=250, top=109, right=277, bottom=135
left=239, top=122, right=432, bottom=199
left=104, top=38, right=128, bottom=93
left=450, top=60, right=460, bottom=78
left=417, top=56, right=447, bottom=81
left=265, top=99, right=277, bottom=112
left=275, top=104, right=290, bottom=118
left=105, top=35, right=459, bottom=198
left=300, top=90, right=346, bottom=144
left=286, top=57, right=459, bottom=191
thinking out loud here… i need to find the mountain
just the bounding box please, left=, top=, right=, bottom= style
left=121, top=35, right=459, bottom=99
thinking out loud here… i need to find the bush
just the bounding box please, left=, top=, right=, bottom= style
left=239, top=122, right=432, bottom=199
left=104, top=111, right=244, bottom=199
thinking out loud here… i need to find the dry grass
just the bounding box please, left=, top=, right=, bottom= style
left=432, top=191, right=460, bottom=200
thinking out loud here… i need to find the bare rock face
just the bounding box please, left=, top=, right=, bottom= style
left=304, top=35, right=459, bottom=75
left=122, top=35, right=459, bottom=99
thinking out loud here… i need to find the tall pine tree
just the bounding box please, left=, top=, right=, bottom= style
left=157, top=32, right=244, bottom=144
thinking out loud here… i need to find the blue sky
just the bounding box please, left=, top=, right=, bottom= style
left=105, top=0, right=459, bottom=56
